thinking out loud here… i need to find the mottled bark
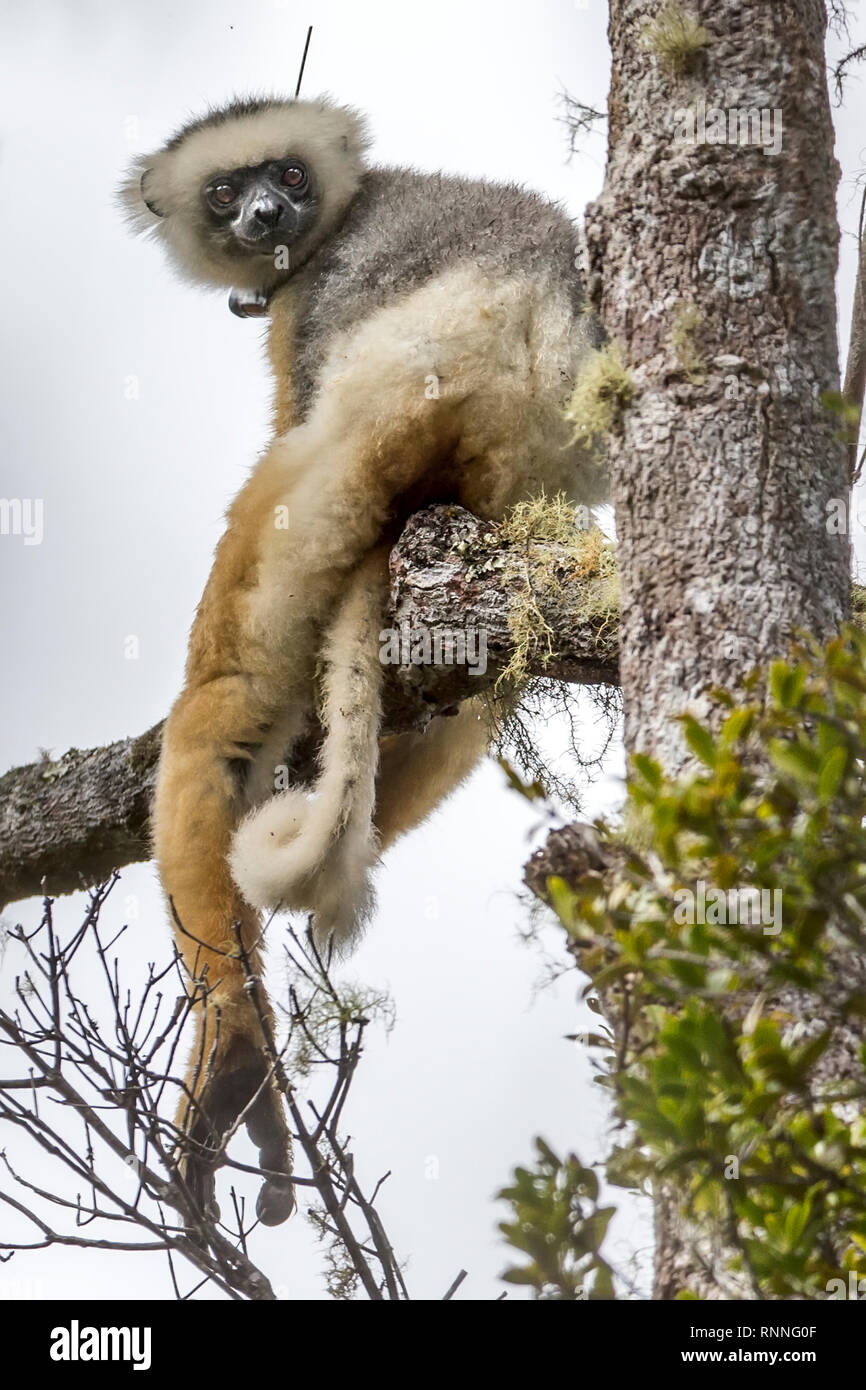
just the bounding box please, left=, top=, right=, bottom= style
left=0, top=726, right=162, bottom=913
left=585, top=0, right=848, bottom=763
left=386, top=507, right=618, bottom=711
left=581, top=0, right=850, bottom=1298
left=0, top=506, right=618, bottom=910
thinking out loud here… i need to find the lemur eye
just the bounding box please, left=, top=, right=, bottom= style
left=212, top=183, right=236, bottom=205
left=281, top=163, right=308, bottom=190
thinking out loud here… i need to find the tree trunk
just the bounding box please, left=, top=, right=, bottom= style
left=583, top=0, right=849, bottom=1297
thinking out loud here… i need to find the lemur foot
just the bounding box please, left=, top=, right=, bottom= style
left=180, top=1039, right=295, bottom=1229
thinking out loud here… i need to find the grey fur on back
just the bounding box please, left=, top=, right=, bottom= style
left=287, top=168, right=584, bottom=416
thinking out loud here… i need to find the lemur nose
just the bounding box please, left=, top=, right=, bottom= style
left=253, top=202, right=282, bottom=228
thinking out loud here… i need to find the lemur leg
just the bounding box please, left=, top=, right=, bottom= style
left=155, top=433, right=400, bottom=1216
left=155, top=683, right=295, bottom=1227
left=373, top=700, right=491, bottom=851
left=154, top=425, right=395, bottom=1220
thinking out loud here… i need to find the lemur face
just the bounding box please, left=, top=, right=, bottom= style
left=122, top=97, right=370, bottom=290
left=201, top=155, right=319, bottom=261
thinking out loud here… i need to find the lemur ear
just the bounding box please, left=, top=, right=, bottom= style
left=140, top=170, right=166, bottom=218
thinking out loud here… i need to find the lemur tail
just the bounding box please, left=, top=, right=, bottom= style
left=229, top=549, right=388, bottom=949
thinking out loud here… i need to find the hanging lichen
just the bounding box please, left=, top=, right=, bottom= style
left=565, top=343, right=634, bottom=450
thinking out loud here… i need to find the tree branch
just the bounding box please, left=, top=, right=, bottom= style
left=0, top=505, right=619, bottom=908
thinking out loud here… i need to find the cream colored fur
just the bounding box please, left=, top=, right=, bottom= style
left=216, top=261, right=592, bottom=936
left=230, top=548, right=388, bottom=946
left=154, top=254, right=590, bottom=991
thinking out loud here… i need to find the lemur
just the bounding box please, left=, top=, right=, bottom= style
left=121, top=95, right=606, bottom=1226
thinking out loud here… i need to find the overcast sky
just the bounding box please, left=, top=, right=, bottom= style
left=0, top=0, right=863, bottom=1301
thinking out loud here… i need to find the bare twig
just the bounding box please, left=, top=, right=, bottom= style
left=0, top=887, right=425, bottom=1300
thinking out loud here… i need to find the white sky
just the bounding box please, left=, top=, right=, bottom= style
left=0, top=0, right=863, bottom=1301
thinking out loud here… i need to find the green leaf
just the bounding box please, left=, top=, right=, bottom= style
left=767, top=738, right=820, bottom=784
left=770, top=662, right=806, bottom=709
left=588, top=1263, right=616, bottom=1300
left=632, top=753, right=662, bottom=788
left=682, top=716, right=717, bottom=768
left=719, top=706, right=754, bottom=747
left=501, top=1265, right=541, bottom=1286
left=818, top=745, right=847, bottom=801
left=497, top=756, right=547, bottom=801
left=571, top=1207, right=616, bottom=1257
left=546, top=876, right=578, bottom=929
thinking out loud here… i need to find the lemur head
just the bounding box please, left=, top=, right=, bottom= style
left=120, top=96, right=370, bottom=293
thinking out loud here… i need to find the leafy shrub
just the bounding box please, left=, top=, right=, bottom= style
left=502, top=628, right=866, bottom=1298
